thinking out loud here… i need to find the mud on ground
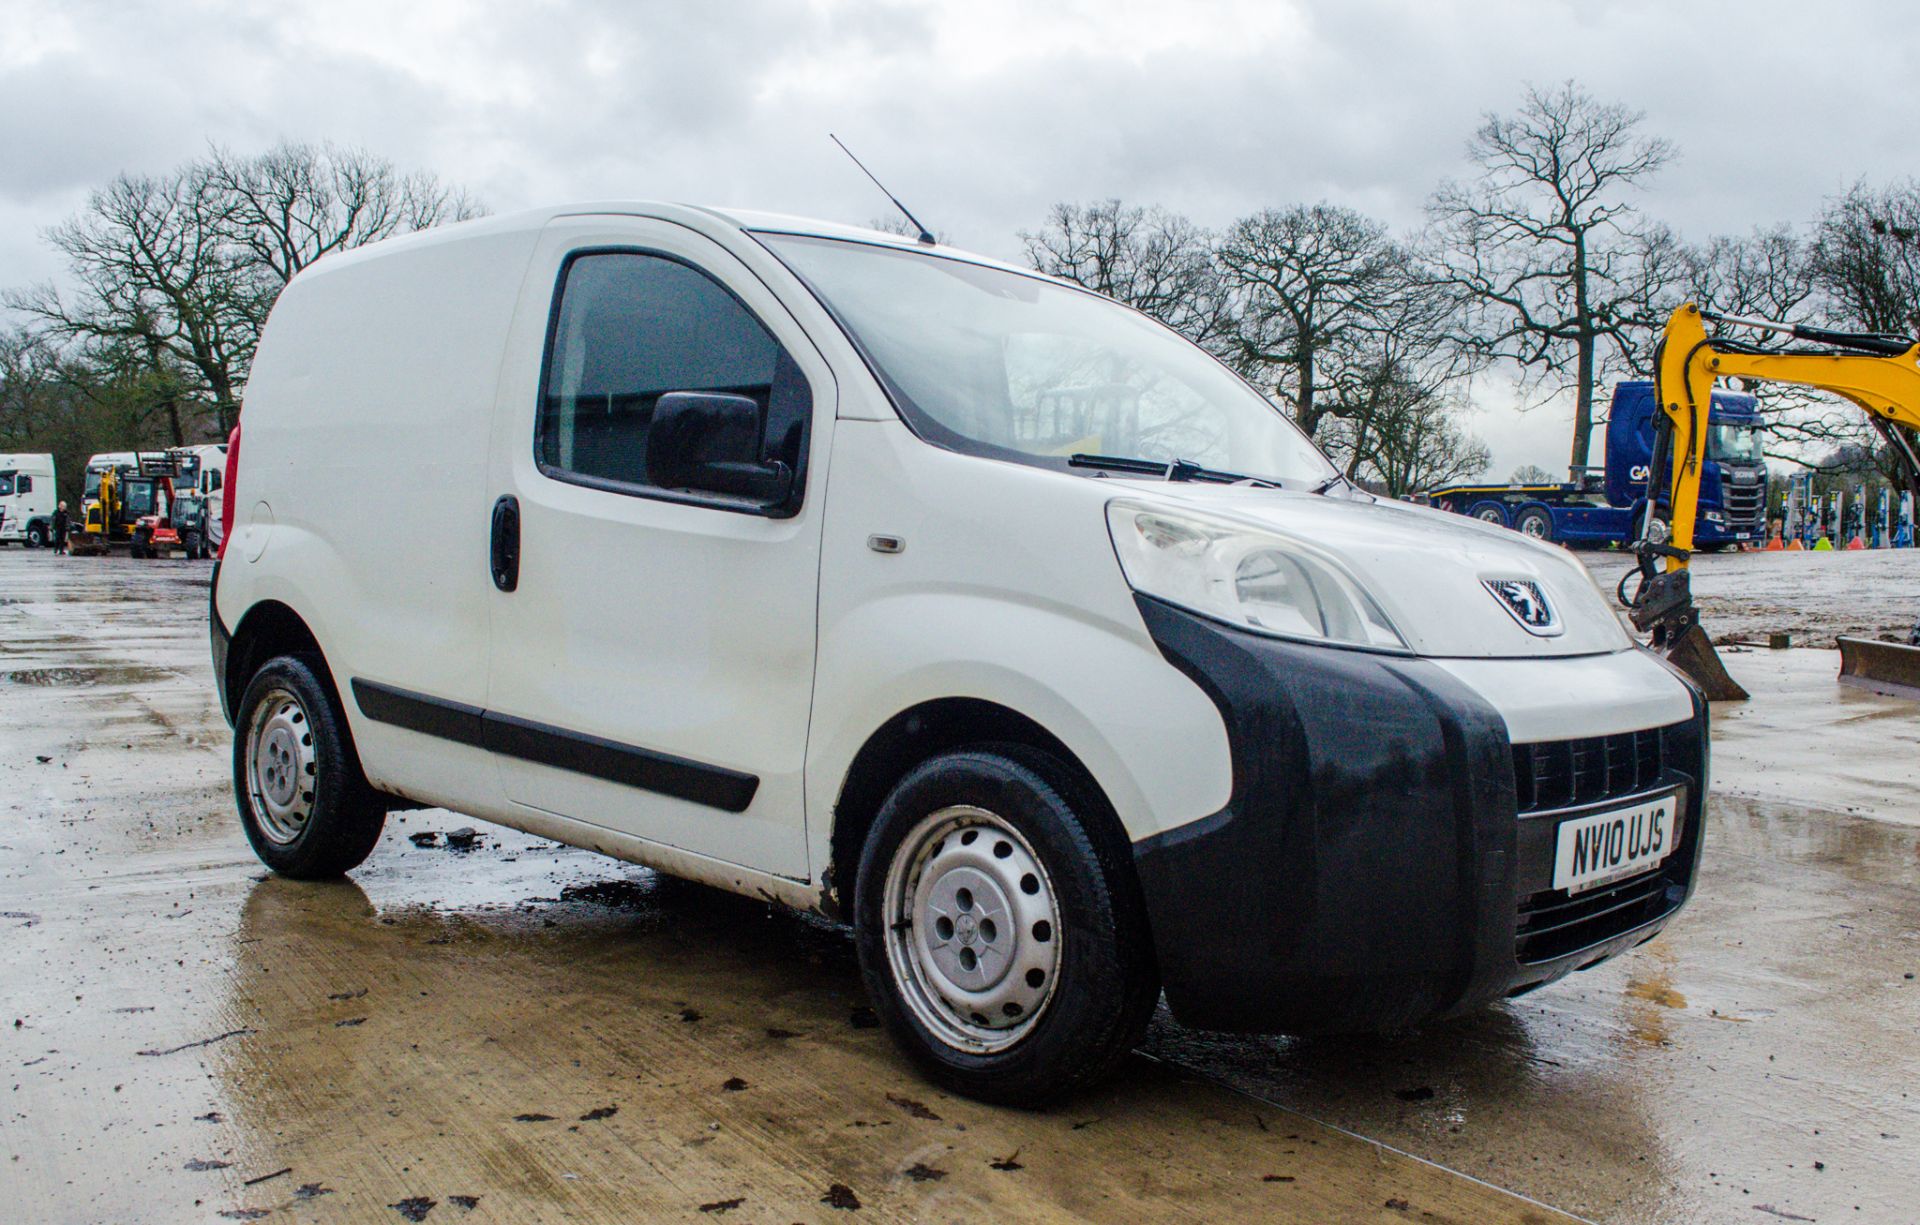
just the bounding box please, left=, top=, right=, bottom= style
left=4, top=548, right=1917, bottom=1224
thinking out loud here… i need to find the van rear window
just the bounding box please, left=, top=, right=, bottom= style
left=537, top=252, right=808, bottom=505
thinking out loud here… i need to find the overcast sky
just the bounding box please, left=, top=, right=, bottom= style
left=5, top=0, right=1916, bottom=475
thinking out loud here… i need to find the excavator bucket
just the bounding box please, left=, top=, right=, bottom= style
left=1661, top=623, right=1751, bottom=702
left=1836, top=636, right=1920, bottom=701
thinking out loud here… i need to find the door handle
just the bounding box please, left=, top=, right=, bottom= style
left=490, top=495, right=520, bottom=592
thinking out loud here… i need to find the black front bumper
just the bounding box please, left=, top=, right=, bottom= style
left=1131, top=595, right=1709, bottom=1034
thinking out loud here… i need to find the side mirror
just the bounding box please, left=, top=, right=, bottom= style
left=646, top=391, right=792, bottom=505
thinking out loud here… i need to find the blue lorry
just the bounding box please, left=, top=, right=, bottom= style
left=1428, top=381, right=1769, bottom=549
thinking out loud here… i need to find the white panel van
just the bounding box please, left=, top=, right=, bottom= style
left=212, top=205, right=1708, bottom=1103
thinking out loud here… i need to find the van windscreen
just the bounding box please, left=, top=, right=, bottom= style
left=761, top=234, right=1335, bottom=486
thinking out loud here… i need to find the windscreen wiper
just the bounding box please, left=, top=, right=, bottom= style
left=1309, top=471, right=1351, bottom=495
left=1068, top=453, right=1279, bottom=487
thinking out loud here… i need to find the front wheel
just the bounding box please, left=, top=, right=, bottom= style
left=854, top=748, right=1159, bottom=1106
left=1467, top=501, right=1509, bottom=528
left=233, top=655, right=386, bottom=878
left=25, top=522, right=47, bottom=548
left=183, top=530, right=205, bottom=560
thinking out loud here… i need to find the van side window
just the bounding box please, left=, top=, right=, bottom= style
left=538, top=252, right=810, bottom=507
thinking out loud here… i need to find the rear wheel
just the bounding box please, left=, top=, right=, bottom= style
left=1513, top=507, right=1555, bottom=541
left=183, top=530, right=204, bottom=560
left=854, top=748, right=1159, bottom=1106
left=233, top=655, right=385, bottom=878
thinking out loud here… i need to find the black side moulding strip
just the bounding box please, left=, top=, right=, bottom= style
left=349, top=678, right=758, bottom=814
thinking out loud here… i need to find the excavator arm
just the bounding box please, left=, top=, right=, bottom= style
left=1626, top=303, right=1920, bottom=699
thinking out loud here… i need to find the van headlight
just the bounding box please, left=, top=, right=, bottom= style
left=1106, top=501, right=1408, bottom=652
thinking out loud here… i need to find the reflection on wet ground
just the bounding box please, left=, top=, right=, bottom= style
left=4, top=549, right=1917, bottom=1223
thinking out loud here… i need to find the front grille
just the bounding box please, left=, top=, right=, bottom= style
left=1516, top=863, right=1685, bottom=964
left=1512, top=727, right=1662, bottom=813
left=1720, top=474, right=1767, bottom=527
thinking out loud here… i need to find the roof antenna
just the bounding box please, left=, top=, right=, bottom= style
left=830, top=134, right=937, bottom=245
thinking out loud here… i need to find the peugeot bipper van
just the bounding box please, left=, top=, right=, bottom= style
left=211, top=205, right=1708, bottom=1104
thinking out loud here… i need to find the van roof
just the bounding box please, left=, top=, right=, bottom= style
left=298, top=202, right=1040, bottom=283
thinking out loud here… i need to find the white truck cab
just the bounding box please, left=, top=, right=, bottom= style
left=83, top=452, right=137, bottom=504
left=0, top=453, right=57, bottom=546
left=212, top=204, right=1708, bottom=1103
left=171, top=443, right=228, bottom=546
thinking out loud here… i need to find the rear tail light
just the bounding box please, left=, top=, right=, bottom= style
left=218, top=422, right=240, bottom=559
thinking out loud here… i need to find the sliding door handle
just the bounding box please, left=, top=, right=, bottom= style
left=490, top=495, right=520, bottom=592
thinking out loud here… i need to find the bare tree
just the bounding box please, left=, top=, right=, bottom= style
left=1811, top=180, right=1920, bottom=337
left=1214, top=203, right=1409, bottom=441
left=1684, top=226, right=1815, bottom=322
left=204, top=141, right=484, bottom=320
left=1347, top=358, right=1490, bottom=496
left=1427, top=81, right=1677, bottom=472
left=1806, top=182, right=1920, bottom=476
left=1510, top=463, right=1557, bottom=483
left=1675, top=224, right=1874, bottom=458
left=7, top=170, right=253, bottom=439
left=1214, top=201, right=1469, bottom=481
left=1021, top=200, right=1229, bottom=346
left=0, top=328, right=184, bottom=502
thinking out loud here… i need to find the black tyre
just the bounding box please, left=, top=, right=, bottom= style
left=184, top=530, right=204, bottom=560
left=26, top=521, right=47, bottom=548
left=853, top=747, right=1159, bottom=1106
left=130, top=528, right=151, bottom=559
left=1513, top=507, right=1555, bottom=542
left=1467, top=500, right=1509, bottom=528
left=232, top=654, right=386, bottom=879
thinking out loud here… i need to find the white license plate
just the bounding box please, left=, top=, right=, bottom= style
left=1551, top=793, right=1678, bottom=895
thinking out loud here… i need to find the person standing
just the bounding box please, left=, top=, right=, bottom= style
left=51, top=501, right=69, bottom=555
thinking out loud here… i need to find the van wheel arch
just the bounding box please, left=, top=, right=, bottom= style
left=226, top=599, right=386, bottom=805
left=227, top=601, right=334, bottom=718
left=827, top=699, right=1139, bottom=926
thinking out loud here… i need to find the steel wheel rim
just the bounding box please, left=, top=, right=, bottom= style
left=882, top=804, right=1063, bottom=1054
left=1475, top=508, right=1505, bottom=524
left=1519, top=515, right=1549, bottom=538
left=245, top=686, right=317, bottom=845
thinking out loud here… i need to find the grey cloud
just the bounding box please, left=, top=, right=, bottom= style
left=7, top=0, right=1917, bottom=470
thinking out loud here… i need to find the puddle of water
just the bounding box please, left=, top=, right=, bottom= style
left=3, top=664, right=180, bottom=687
left=4, top=667, right=99, bottom=687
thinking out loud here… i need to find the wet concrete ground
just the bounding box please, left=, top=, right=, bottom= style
left=1585, top=547, right=1920, bottom=647
left=3, top=548, right=1917, bottom=1223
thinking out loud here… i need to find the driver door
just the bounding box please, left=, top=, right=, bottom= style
left=484, top=217, right=835, bottom=879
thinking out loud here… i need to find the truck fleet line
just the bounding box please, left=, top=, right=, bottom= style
left=0, top=445, right=227, bottom=557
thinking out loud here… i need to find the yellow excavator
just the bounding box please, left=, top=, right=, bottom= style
left=1625, top=303, right=1920, bottom=701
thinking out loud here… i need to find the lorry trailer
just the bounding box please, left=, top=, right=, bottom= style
left=1427, top=382, right=1767, bottom=548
